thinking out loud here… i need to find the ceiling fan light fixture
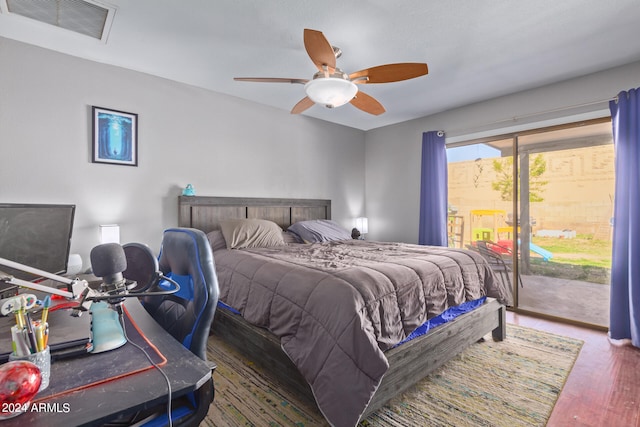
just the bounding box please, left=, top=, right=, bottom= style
left=235, top=29, right=427, bottom=115
left=305, top=77, right=357, bottom=108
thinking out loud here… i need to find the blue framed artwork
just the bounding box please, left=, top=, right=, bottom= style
left=92, top=106, right=138, bottom=166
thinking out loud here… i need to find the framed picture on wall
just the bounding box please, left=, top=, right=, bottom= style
left=92, top=106, right=138, bottom=166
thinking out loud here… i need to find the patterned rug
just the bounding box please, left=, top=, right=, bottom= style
left=203, top=324, right=583, bottom=427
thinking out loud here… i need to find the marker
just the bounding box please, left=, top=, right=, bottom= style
left=10, top=326, right=21, bottom=356
left=35, top=321, right=45, bottom=352
left=25, top=312, right=38, bottom=354
left=14, top=298, right=25, bottom=329
left=19, top=297, right=28, bottom=329
left=41, top=295, right=51, bottom=324
left=11, top=325, right=29, bottom=357
left=43, top=323, right=49, bottom=348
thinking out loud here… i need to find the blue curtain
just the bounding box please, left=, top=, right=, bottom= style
left=609, top=88, right=640, bottom=345
left=418, top=131, right=448, bottom=246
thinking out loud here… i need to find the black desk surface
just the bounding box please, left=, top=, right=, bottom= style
left=1, top=297, right=212, bottom=426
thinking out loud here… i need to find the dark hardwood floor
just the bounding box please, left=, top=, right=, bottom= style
left=507, top=311, right=640, bottom=426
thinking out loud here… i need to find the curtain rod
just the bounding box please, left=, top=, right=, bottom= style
left=446, top=95, right=618, bottom=136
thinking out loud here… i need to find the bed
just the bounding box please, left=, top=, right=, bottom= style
left=178, top=195, right=508, bottom=426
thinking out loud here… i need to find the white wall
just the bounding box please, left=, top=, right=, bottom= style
left=4, top=34, right=639, bottom=267
left=365, top=60, right=640, bottom=243
left=0, top=37, right=366, bottom=267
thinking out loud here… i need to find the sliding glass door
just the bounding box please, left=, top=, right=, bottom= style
left=447, top=118, right=613, bottom=328
left=515, top=120, right=614, bottom=327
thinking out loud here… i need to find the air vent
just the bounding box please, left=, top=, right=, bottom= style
left=3, top=0, right=116, bottom=41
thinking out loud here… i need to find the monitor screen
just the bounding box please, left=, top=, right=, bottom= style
left=0, top=203, right=76, bottom=281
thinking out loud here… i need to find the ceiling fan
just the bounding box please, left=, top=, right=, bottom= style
left=234, top=29, right=429, bottom=116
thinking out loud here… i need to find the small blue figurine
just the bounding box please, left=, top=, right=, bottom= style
left=182, top=184, right=195, bottom=196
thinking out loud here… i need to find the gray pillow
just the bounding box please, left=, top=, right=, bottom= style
left=219, top=219, right=285, bottom=249
left=206, top=230, right=227, bottom=252
left=288, top=220, right=352, bottom=243
left=282, top=230, right=303, bottom=244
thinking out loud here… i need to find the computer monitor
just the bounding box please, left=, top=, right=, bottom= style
left=0, top=203, right=76, bottom=281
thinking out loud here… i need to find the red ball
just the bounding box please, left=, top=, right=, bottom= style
left=0, top=361, right=42, bottom=419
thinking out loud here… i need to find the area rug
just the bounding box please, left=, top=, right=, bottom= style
left=202, top=324, right=583, bottom=427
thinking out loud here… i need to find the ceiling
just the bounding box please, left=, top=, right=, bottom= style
left=485, top=119, right=613, bottom=156
left=2, top=0, right=640, bottom=131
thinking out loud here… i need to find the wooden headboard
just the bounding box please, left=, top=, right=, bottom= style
left=178, top=196, right=332, bottom=233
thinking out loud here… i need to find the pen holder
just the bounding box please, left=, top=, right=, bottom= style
left=9, top=346, right=50, bottom=392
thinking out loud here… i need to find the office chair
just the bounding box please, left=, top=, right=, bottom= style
left=136, top=227, right=220, bottom=427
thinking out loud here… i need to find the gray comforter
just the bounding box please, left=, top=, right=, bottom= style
left=213, top=240, right=508, bottom=426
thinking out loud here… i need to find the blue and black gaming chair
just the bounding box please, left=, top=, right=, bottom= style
left=138, top=227, right=219, bottom=426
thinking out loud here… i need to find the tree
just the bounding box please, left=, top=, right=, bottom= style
left=491, top=154, right=548, bottom=202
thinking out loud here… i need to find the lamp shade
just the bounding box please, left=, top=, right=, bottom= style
left=305, top=77, right=358, bottom=108
left=355, top=217, right=368, bottom=234
left=100, top=224, right=120, bottom=244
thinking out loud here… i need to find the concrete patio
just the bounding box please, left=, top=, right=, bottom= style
left=516, top=274, right=610, bottom=328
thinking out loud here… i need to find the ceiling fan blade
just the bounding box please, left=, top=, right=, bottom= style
left=234, top=77, right=308, bottom=84
left=303, top=29, right=336, bottom=72
left=291, top=97, right=315, bottom=114
left=349, top=63, right=428, bottom=84
left=350, top=90, right=385, bottom=115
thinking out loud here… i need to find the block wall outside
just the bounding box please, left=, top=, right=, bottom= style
left=447, top=144, right=615, bottom=244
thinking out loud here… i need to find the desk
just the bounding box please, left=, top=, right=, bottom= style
left=1, top=297, right=212, bottom=426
